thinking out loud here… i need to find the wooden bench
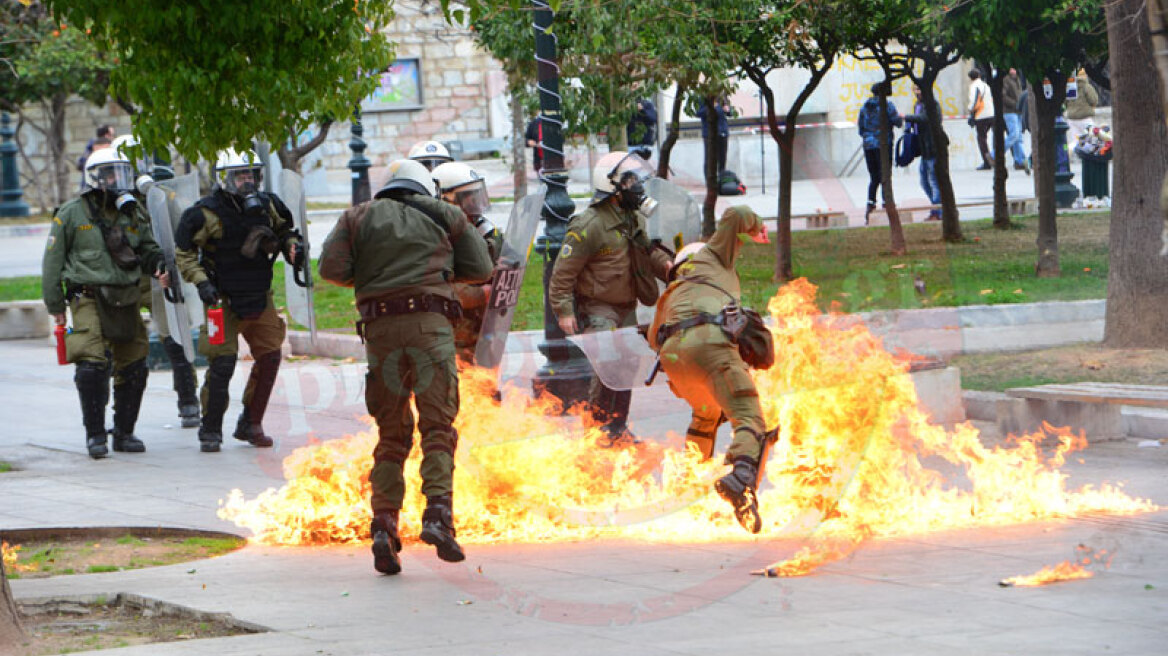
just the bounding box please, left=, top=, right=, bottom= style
left=998, top=383, right=1168, bottom=441
left=868, top=197, right=1039, bottom=226
left=792, top=210, right=849, bottom=229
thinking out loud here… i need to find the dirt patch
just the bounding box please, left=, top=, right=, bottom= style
left=950, top=344, right=1168, bottom=392
left=2, top=527, right=244, bottom=580
left=10, top=594, right=261, bottom=656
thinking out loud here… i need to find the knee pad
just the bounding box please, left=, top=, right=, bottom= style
left=115, top=358, right=149, bottom=390
left=208, top=355, right=237, bottom=382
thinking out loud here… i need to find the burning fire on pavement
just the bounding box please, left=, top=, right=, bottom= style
left=999, top=545, right=1114, bottom=587
left=220, top=280, right=1156, bottom=576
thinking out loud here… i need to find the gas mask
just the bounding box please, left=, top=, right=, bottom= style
left=617, top=173, right=658, bottom=215
left=240, top=189, right=266, bottom=216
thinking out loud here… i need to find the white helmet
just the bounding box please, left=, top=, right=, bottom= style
left=673, top=242, right=705, bottom=266
left=375, top=159, right=437, bottom=198
left=215, top=148, right=264, bottom=195
left=432, top=162, right=490, bottom=217
left=84, top=147, right=136, bottom=194
left=408, top=140, right=453, bottom=171
left=109, top=134, right=152, bottom=175
left=590, top=150, right=655, bottom=209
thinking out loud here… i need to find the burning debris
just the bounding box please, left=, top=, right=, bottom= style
left=999, top=545, right=1113, bottom=587
left=220, top=281, right=1156, bottom=575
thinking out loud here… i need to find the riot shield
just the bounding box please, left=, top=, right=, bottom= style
left=147, top=184, right=196, bottom=363
left=566, top=326, right=659, bottom=391
left=645, top=177, right=701, bottom=250
left=280, top=169, right=317, bottom=344
left=474, top=187, right=546, bottom=369
left=156, top=172, right=204, bottom=328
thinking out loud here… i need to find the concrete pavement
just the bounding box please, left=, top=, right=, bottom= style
left=2, top=324, right=1167, bottom=654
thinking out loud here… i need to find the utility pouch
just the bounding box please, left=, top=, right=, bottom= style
left=241, top=225, right=280, bottom=261
left=95, top=284, right=142, bottom=343
left=105, top=223, right=140, bottom=270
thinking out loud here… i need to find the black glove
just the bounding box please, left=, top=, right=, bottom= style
left=197, top=281, right=220, bottom=305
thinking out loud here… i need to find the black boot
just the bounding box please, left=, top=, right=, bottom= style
left=75, top=361, right=110, bottom=459
left=199, top=355, right=235, bottom=453
left=232, top=350, right=280, bottom=448
left=595, top=385, right=639, bottom=447
left=163, top=337, right=200, bottom=428
left=714, top=457, right=762, bottom=534
left=370, top=511, right=402, bottom=575
left=111, top=359, right=148, bottom=453
left=420, top=495, right=465, bottom=563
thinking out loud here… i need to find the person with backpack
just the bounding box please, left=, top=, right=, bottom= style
left=904, top=85, right=941, bottom=221
left=857, top=82, right=903, bottom=223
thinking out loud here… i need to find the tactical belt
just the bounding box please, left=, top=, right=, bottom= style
left=656, top=312, right=721, bottom=344
left=66, top=285, right=98, bottom=301
left=356, top=294, right=463, bottom=343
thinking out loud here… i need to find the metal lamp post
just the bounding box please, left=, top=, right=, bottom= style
left=531, top=0, right=591, bottom=407
left=348, top=106, right=372, bottom=205
left=0, top=113, right=30, bottom=218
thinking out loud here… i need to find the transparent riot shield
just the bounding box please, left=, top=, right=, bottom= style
left=474, top=187, right=546, bottom=369
left=645, top=177, right=701, bottom=250
left=147, top=183, right=196, bottom=363
left=280, top=169, right=317, bottom=344
left=566, top=326, right=660, bottom=391
left=157, top=172, right=204, bottom=325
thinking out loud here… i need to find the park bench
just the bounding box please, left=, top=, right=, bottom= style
left=867, top=197, right=1038, bottom=226
left=791, top=210, right=849, bottom=229
left=997, top=382, right=1168, bottom=441
left=444, top=137, right=511, bottom=161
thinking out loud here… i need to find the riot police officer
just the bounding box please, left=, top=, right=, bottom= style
left=43, top=147, right=166, bottom=458
left=319, top=159, right=493, bottom=575
left=431, top=161, right=502, bottom=364
left=548, top=151, right=672, bottom=445
left=407, top=140, right=453, bottom=172
left=174, top=148, right=302, bottom=453
left=647, top=206, right=772, bottom=533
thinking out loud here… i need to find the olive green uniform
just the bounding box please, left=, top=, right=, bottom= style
left=549, top=201, right=671, bottom=435
left=319, top=193, right=492, bottom=514
left=648, top=207, right=766, bottom=463
left=175, top=189, right=297, bottom=449
left=42, top=190, right=163, bottom=454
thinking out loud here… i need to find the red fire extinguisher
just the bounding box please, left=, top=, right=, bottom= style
left=207, top=304, right=226, bottom=345
left=54, top=323, right=68, bottom=365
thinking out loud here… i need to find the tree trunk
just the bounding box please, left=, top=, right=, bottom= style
left=608, top=123, right=628, bottom=151
left=510, top=87, right=528, bottom=200
left=990, top=70, right=1010, bottom=228
left=656, top=84, right=686, bottom=179
left=701, top=96, right=718, bottom=238
left=1103, top=0, right=1168, bottom=346
left=49, top=93, right=70, bottom=206
left=878, top=81, right=906, bottom=255
left=917, top=70, right=962, bottom=242
left=277, top=120, right=333, bottom=173
left=776, top=130, right=794, bottom=280
left=0, top=556, right=24, bottom=646
left=1033, top=74, right=1066, bottom=277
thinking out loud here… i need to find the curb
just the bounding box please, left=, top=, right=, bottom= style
left=0, top=223, right=50, bottom=238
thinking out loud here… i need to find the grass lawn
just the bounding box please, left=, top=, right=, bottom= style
left=9, top=212, right=1110, bottom=335
left=951, top=343, right=1168, bottom=392
left=275, top=212, right=1110, bottom=333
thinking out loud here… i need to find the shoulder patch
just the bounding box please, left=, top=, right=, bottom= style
left=560, top=244, right=573, bottom=258
left=45, top=235, right=56, bottom=251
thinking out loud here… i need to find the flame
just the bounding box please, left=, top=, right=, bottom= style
left=220, top=280, right=1156, bottom=575
left=1, top=541, right=34, bottom=573
left=1000, top=545, right=1112, bottom=586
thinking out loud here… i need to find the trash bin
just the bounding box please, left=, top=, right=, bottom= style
left=1079, top=151, right=1111, bottom=199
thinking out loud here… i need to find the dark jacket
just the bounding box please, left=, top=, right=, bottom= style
left=696, top=103, right=729, bottom=139
left=1003, top=75, right=1023, bottom=114
left=904, top=102, right=937, bottom=160
left=858, top=96, right=903, bottom=151
left=627, top=99, right=658, bottom=146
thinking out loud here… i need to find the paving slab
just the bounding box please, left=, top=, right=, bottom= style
left=1, top=335, right=1166, bottom=655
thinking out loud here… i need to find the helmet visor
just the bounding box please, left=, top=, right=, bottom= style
left=451, top=180, right=490, bottom=217
left=221, top=167, right=264, bottom=194
left=87, top=162, right=136, bottom=193
left=610, top=152, right=655, bottom=189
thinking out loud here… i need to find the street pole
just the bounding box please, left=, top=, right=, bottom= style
left=348, top=107, right=371, bottom=205
left=0, top=113, right=30, bottom=218
left=531, top=0, right=591, bottom=407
